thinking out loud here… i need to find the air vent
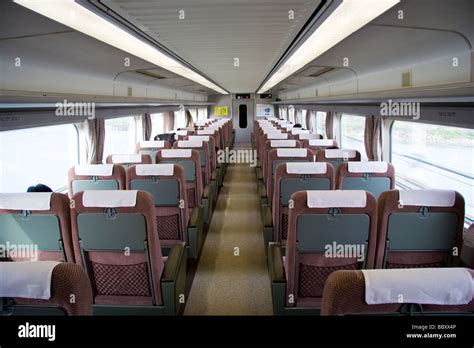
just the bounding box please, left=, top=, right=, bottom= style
left=136, top=70, right=166, bottom=79
left=127, top=87, right=133, bottom=97
left=315, top=89, right=318, bottom=97
left=401, top=71, right=412, bottom=88
left=307, top=67, right=335, bottom=78
left=197, top=89, right=207, bottom=93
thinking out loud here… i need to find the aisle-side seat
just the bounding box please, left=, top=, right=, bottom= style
left=268, top=190, right=377, bottom=315
left=336, top=161, right=395, bottom=198
left=188, top=135, right=219, bottom=207
left=321, top=268, right=474, bottom=316
left=71, top=190, right=187, bottom=315
left=264, top=148, right=314, bottom=210
left=263, top=162, right=335, bottom=252
left=376, top=189, right=465, bottom=269
left=156, top=149, right=204, bottom=258
left=68, top=164, right=125, bottom=197
left=0, top=193, right=74, bottom=262
left=126, top=164, right=201, bottom=259
left=0, top=261, right=93, bottom=316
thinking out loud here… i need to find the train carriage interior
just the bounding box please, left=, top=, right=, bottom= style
left=0, top=0, right=473, bottom=345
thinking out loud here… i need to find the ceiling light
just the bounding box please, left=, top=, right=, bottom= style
left=15, top=0, right=228, bottom=94
left=258, top=0, right=399, bottom=93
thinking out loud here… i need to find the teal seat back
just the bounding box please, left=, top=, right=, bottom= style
left=280, top=178, right=331, bottom=205
left=160, top=160, right=196, bottom=182
left=130, top=179, right=180, bottom=206
left=386, top=212, right=458, bottom=252
left=0, top=214, right=64, bottom=258
left=342, top=177, right=391, bottom=199
left=72, top=180, right=118, bottom=195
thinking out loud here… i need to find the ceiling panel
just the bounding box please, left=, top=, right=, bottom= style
left=102, top=0, right=322, bottom=92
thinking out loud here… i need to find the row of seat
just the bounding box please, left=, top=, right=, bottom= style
left=254, top=118, right=471, bottom=315
left=2, top=260, right=472, bottom=316
left=0, top=119, right=235, bottom=316
left=268, top=189, right=466, bottom=314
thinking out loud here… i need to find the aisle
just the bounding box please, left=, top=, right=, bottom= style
left=184, top=154, right=273, bottom=315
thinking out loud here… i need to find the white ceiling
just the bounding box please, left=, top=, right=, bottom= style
left=102, top=0, right=322, bottom=93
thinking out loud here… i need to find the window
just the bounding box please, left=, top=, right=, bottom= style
left=239, top=104, right=247, bottom=128
left=103, top=116, right=136, bottom=159
left=151, top=113, right=164, bottom=137
left=316, top=111, right=326, bottom=138
left=391, top=121, right=473, bottom=223
left=0, top=124, right=79, bottom=192
left=197, top=108, right=208, bottom=121
left=340, top=114, right=367, bottom=160
left=300, top=109, right=308, bottom=129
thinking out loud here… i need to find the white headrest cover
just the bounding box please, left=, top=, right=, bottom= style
left=177, top=140, right=203, bottom=148
left=325, top=149, right=357, bottom=159
left=307, top=190, right=367, bottom=208
left=276, top=148, right=307, bottom=157
left=135, top=164, right=174, bottom=176
left=175, top=130, right=189, bottom=136
left=291, top=129, right=310, bottom=135
left=270, top=140, right=296, bottom=148
left=0, top=261, right=59, bottom=299
left=139, top=141, right=165, bottom=149
left=398, top=190, right=456, bottom=207
left=188, top=135, right=210, bottom=142
left=111, top=154, right=142, bottom=164
left=0, top=193, right=53, bottom=211
left=309, top=139, right=335, bottom=146
left=195, top=121, right=208, bottom=126
left=362, top=268, right=474, bottom=305
left=74, top=164, right=114, bottom=176
left=283, top=125, right=294, bottom=130
left=267, top=133, right=288, bottom=140
left=286, top=162, right=327, bottom=174
left=83, top=190, right=138, bottom=207
left=348, top=161, right=388, bottom=173
left=197, top=130, right=215, bottom=135
left=160, top=149, right=193, bottom=158
left=299, top=134, right=321, bottom=140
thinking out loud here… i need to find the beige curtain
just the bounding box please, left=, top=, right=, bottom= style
left=307, top=110, right=315, bottom=132
left=325, top=111, right=334, bottom=139
left=364, top=115, right=383, bottom=160
left=78, top=118, right=105, bottom=164
left=163, top=111, right=174, bottom=132
left=142, top=113, right=152, bottom=141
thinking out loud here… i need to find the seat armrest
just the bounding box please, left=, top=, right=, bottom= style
left=268, top=242, right=285, bottom=283
left=203, top=184, right=211, bottom=199
left=258, top=181, right=267, bottom=198
left=188, top=205, right=202, bottom=228
left=263, top=204, right=272, bottom=227
left=162, top=243, right=186, bottom=282
left=256, top=168, right=263, bottom=181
